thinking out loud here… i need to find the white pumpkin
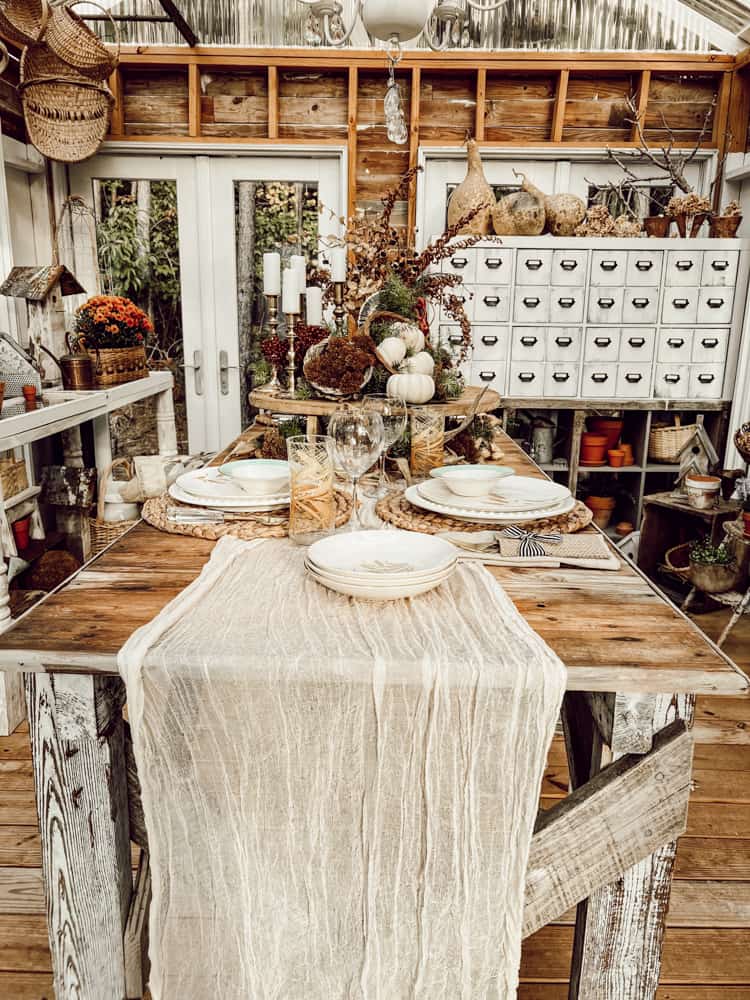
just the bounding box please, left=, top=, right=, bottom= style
left=377, top=336, right=407, bottom=368
left=390, top=320, right=425, bottom=354
left=387, top=372, right=435, bottom=405
left=403, top=350, right=435, bottom=376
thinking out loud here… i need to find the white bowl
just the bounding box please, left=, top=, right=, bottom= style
left=305, top=562, right=454, bottom=601
left=309, top=529, right=456, bottom=577
left=430, top=464, right=514, bottom=498
left=218, top=459, right=290, bottom=496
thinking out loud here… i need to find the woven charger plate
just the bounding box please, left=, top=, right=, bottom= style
left=142, top=490, right=352, bottom=540
left=376, top=490, right=593, bottom=535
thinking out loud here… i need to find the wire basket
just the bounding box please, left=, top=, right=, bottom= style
left=20, top=75, right=114, bottom=163
left=89, top=458, right=139, bottom=556
left=648, top=417, right=697, bottom=463
left=0, top=0, right=49, bottom=47
left=44, top=0, right=119, bottom=81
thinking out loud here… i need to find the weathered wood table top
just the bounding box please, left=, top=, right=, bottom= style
left=249, top=384, right=501, bottom=417
left=0, top=433, right=746, bottom=695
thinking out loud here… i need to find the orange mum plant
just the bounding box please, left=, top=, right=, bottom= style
left=74, top=295, right=153, bottom=350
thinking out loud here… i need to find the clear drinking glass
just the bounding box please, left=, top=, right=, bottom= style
left=286, top=434, right=337, bottom=545
left=328, top=406, right=385, bottom=530
left=410, top=407, right=445, bottom=478
left=360, top=393, right=408, bottom=499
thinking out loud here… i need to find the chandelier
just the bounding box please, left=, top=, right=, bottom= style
left=299, top=0, right=507, bottom=51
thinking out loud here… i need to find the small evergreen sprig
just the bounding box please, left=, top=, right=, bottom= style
left=689, top=538, right=735, bottom=566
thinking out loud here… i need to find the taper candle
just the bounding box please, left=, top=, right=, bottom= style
left=262, top=252, right=281, bottom=296
left=331, top=246, right=347, bottom=283
left=305, top=286, right=323, bottom=327
left=281, top=268, right=300, bottom=316
left=290, top=255, right=307, bottom=296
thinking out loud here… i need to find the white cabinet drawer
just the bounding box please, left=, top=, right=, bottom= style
left=626, top=251, right=662, bottom=286
left=701, top=250, right=739, bottom=286
left=697, top=287, right=733, bottom=325
left=471, top=362, right=505, bottom=394
left=622, top=287, right=659, bottom=325
left=619, top=327, right=656, bottom=362
left=514, top=286, right=550, bottom=323
left=549, top=286, right=585, bottom=324
left=665, top=250, right=701, bottom=286
left=690, top=364, right=724, bottom=399
left=547, top=327, right=582, bottom=362
left=516, top=250, right=552, bottom=285
left=662, top=288, right=698, bottom=325
left=551, top=250, right=587, bottom=286
left=440, top=285, right=474, bottom=323
left=473, top=286, right=510, bottom=323
left=616, top=363, right=652, bottom=399
left=473, top=328, right=508, bottom=361
left=437, top=324, right=468, bottom=363
left=441, top=250, right=476, bottom=283
left=545, top=363, right=579, bottom=397
left=591, top=250, right=627, bottom=285
left=508, top=362, right=544, bottom=397
left=477, top=248, right=512, bottom=284
left=657, top=329, right=692, bottom=363
left=654, top=364, right=690, bottom=400
left=582, top=363, right=618, bottom=398
left=692, top=328, right=729, bottom=364
left=585, top=328, right=620, bottom=362
left=587, top=287, right=624, bottom=324
left=510, top=327, right=545, bottom=361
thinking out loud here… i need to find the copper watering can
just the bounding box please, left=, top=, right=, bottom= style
left=41, top=334, right=94, bottom=391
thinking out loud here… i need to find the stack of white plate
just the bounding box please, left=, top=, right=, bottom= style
left=406, top=475, right=574, bottom=524
left=306, top=530, right=457, bottom=600
left=170, top=464, right=290, bottom=513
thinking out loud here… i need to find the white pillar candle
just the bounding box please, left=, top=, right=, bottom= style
left=305, top=286, right=323, bottom=327
left=290, top=255, right=307, bottom=295
left=262, top=252, right=281, bottom=296
left=282, top=268, right=300, bottom=315
left=331, top=246, right=348, bottom=283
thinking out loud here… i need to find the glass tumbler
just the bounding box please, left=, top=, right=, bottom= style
left=286, top=434, right=337, bottom=545
left=410, top=407, right=445, bottom=478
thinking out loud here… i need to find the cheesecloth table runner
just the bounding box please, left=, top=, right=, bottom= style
left=119, top=536, right=566, bottom=999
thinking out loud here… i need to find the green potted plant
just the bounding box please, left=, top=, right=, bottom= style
left=688, top=538, right=740, bottom=594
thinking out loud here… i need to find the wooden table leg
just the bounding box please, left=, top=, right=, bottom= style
left=563, top=691, right=695, bottom=999
left=306, top=414, right=320, bottom=437
left=156, top=385, right=178, bottom=458
left=26, top=673, right=132, bottom=1000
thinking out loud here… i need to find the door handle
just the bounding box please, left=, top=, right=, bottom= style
left=191, top=349, right=203, bottom=396
left=219, top=350, right=230, bottom=396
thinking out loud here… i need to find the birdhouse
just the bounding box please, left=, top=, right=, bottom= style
left=675, top=423, right=721, bottom=489
left=0, top=265, right=85, bottom=384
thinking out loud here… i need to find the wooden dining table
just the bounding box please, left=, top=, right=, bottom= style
left=0, top=429, right=746, bottom=1000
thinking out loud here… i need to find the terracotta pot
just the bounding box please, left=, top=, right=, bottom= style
left=709, top=215, right=742, bottom=238
left=619, top=443, right=635, bottom=466
left=689, top=212, right=709, bottom=237
left=743, top=512, right=750, bottom=539
left=585, top=495, right=617, bottom=530
left=580, top=432, right=608, bottom=465
left=587, top=417, right=623, bottom=451
left=608, top=449, right=625, bottom=467
left=689, top=560, right=740, bottom=595
left=685, top=474, right=721, bottom=510
left=12, top=515, right=30, bottom=550
left=643, top=216, right=670, bottom=237
left=615, top=520, right=634, bottom=537
left=673, top=213, right=687, bottom=237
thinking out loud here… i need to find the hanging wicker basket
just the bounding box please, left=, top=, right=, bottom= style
left=0, top=0, right=49, bottom=48
left=89, top=457, right=139, bottom=556
left=19, top=75, right=114, bottom=163
left=648, top=416, right=698, bottom=464
left=20, top=38, right=90, bottom=84
left=44, top=0, right=119, bottom=81
left=89, top=345, right=149, bottom=388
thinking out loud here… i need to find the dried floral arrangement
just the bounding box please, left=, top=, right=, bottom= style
left=666, top=192, right=712, bottom=218
left=721, top=200, right=742, bottom=218
left=304, top=333, right=378, bottom=396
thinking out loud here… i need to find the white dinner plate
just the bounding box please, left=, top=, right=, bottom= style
left=404, top=484, right=575, bottom=524
left=417, top=477, right=570, bottom=514
left=168, top=482, right=289, bottom=512
left=176, top=467, right=288, bottom=504
left=305, top=562, right=454, bottom=601
left=490, top=476, right=572, bottom=507
left=305, top=555, right=457, bottom=587
left=308, top=529, right=457, bottom=578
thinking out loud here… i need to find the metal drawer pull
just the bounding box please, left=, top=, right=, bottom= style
left=479, top=371, right=496, bottom=382
left=591, top=372, right=609, bottom=383
left=558, top=297, right=575, bottom=308
left=625, top=373, right=643, bottom=383
left=450, top=257, right=468, bottom=268
left=599, top=260, right=618, bottom=271
left=631, top=297, right=650, bottom=308
left=664, top=373, right=681, bottom=384
left=628, top=337, right=646, bottom=348
left=594, top=336, right=612, bottom=347
left=667, top=337, right=685, bottom=348
left=525, top=259, right=543, bottom=270
left=523, top=297, right=541, bottom=307
left=675, top=260, right=694, bottom=271
left=483, top=295, right=501, bottom=306
left=707, top=298, right=724, bottom=308
left=711, top=260, right=729, bottom=271
left=672, top=298, right=689, bottom=309
left=701, top=337, right=719, bottom=348
left=597, top=297, right=615, bottom=308
left=520, top=335, right=538, bottom=346
left=481, top=335, right=499, bottom=346
left=518, top=372, right=536, bottom=382
left=635, top=260, right=654, bottom=271
left=552, top=372, right=570, bottom=382
left=555, top=336, right=573, bottom=347
left=484, top=258, right=502, bottom=269
left=448, top=334, right=463, bottom=345
left=560, top=259, right=578, bottom=270
left=698, top=373, right=715, bottom=384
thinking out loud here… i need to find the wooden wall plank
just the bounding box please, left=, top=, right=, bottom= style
left=631, top=68, right=652, bottom=141
left=485, top=72, right=557, bottom=142
left=727, top=69, right=750, bottom=153
left=475, top=67, right=486, bottom=141
left=712, top=71, right=733, bottom=150
left=200, top=69, right=268, bottom=137
left=122, top=68, right=189, bottom=136
left=188, top=63, right=200, bottom=138
left=108, top=68, right=124, bottom=138
left=347, top=66, right=357, bottom=220
left=278, top=69, right=347, bottom=140
left=562, top=71, right=637, bottom=142
left=268, top=66, right=279, bottom=139
left=551, top=69, right=569, bottom=142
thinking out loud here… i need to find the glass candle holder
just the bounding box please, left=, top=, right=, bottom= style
left=286, top=434, right=337, bottom=545
left=410, top=407, right=445, bottom=478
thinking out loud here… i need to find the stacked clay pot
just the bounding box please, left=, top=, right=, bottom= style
left=580, top=432, right=608, bottom=466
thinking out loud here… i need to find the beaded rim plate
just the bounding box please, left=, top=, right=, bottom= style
left=405, top=484, right=576, bottom=524
left=168, top=481, right=289, bottom=512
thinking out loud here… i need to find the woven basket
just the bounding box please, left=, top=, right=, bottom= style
left=648, top=416, right=697, bottom=463
left=90, top=345, right=149, bottom=388
left=0, top=456, right=28, bottom=499
left=21, top=38, right=90, bottom=84
left=20, top=76, right=113, bottom=163
left=44, top=0, right=119, bottom=81
left=0, top=0, right=49, bottom=47
left=89, top=458, right=139, bottom=556
left=662, top=542, right=692, bottom=581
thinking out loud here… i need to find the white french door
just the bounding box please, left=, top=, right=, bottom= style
left=68, top=146, right=345, bottom=453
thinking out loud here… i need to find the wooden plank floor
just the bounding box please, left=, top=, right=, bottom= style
left=0, top=611, right=748, bottom=998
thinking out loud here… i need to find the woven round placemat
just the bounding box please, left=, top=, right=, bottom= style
left=376, top=490, right=593, bottom=535
left=142, top=490, right=352, bottom=541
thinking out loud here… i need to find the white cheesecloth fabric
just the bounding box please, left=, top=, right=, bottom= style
left=118, top=536, right=566, bottom=999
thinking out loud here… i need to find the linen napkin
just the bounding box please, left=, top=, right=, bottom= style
left=439, top=528, right=621, bottom=570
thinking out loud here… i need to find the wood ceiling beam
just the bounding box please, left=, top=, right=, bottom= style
left=156, top=0, right=198, bottom=48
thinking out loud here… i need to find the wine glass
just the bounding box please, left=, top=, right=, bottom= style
left=328, top=406, right=384, bottom=530
left=361, top=393, right=407, bottom=499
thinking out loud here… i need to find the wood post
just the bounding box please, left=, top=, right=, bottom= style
left=347, top=65, right=358, bottom=221
left=188, top=63, right=201, bottom=138
left=156, top=386, right=179, bottom=457
left=551, top=69, right=570, bottom=143
left=268, top=65, right=279, bottom=140
left=26, top=673, right=132, bottom=1000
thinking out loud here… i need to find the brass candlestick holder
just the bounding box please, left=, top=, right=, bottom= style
left=333, top=281, right=347, bottom=338
left=283, top=311, right=300, bottom=397
left=259, top=293, right=282, bottom=395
